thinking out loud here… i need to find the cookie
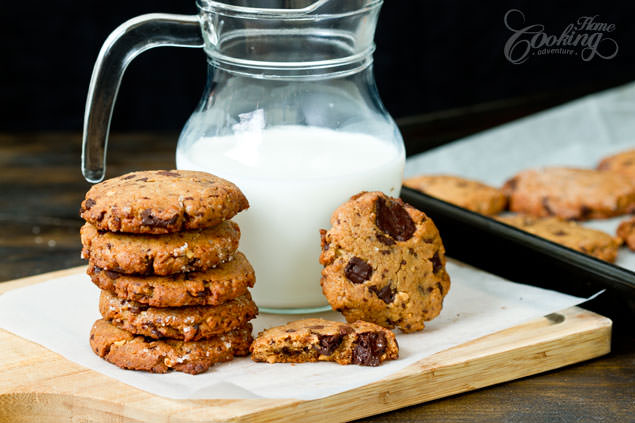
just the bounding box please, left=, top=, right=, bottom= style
left=250, top=318, right=398, bottom=366
left=89, top=319, right=252, bottom=374
left=80, top=170, right=249, bottom=234
left=80, top=221, right=240, bottom=275
left=598, top=149, right=635, bottom=181
left=403, top=174, right=507, bottom=215
left=87, top=252, right=254, bottom=307
left=497, top=214, right=622, bottom=262
left=616, top=216, right=635, bottom=251
left=99, top=289, right=258, bottom=341
left=319, top=192, right=451, bottom=333
left=502, top=167, right=635, bottom=220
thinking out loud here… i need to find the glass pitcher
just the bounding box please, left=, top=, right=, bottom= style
left=82, top=0, right=405, bottom=313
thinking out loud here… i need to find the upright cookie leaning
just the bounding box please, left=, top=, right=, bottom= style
left=320, top=192, right=450, bottom=333
left=80, top=170, right=249, bottom=234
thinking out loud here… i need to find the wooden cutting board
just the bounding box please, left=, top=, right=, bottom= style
left=0, top=267, right=611, bottom=423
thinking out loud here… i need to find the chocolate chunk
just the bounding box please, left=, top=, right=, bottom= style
left=376, top=233, right=396, bottom=246
left=431, top=251, right=442, bottom=273
left=84, top=198, right=96, bottom=210
left=309, top=325, right=325, bottom=330
left=104, top=270, right=121, bottom=280
left=351, top=332, right=387, bottom=366
left=553, top=230, right=567, bottom=236
left=345, top=257, right=373, bottom=284
left=339, top=326, right=354, bottom=335
left=140, top=209, right=178, bottom=228
left=580, top=205, right=592, bottom=219
left=193, top=287, right=211, bottom=297
left=136, top=177, right=149, bottom=182
left=285, top=329, right=297, bottom=333
left=369, top=284, right=396, bottom=304
left=123, top=174, right=136, bottom=180
left=315, top=334, right=343, bottom=355
left=320, top=229, right=329, bottom=251
left=542, top=197, right=555, bottom=215
left=436, top=281, right=445, bottom=295
left=157, top=170, right=180, bottom=177
left=130, top=303, right=149, bottom=314
left=375, top=197, right=416, bottom=241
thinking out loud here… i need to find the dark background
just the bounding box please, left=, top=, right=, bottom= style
left=2, top=0, right=635, bottom=148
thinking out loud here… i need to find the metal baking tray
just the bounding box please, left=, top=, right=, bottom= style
left=401, top=187, right=635, bottom=301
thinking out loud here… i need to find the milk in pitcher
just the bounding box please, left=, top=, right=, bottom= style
left=176, top=125, right=404, bottom=310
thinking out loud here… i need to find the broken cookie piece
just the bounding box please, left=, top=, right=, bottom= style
left=250, top=318, right=399, bottom=366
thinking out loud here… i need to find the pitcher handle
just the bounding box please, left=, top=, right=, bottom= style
left=82, top=14, right=204, bottom=183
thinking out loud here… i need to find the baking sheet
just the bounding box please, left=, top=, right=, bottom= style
left=0, top=260, right=595, bottom=400
left=405, top=82, right=635, bottom=271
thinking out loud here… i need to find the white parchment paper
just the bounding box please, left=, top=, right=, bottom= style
left=0, top=260, right=595, bottom=400
left=406, top=82, right=635, bottom=270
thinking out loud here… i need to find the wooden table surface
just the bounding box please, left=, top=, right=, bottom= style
left=0, top=131, right=633, bottom=423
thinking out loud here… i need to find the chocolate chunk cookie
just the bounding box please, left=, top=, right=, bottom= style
left=80, top=221, right=240, bottom=275
left=403, top=174, right=507, bottom=215
left=320, top=192, right=451, bottom=333
left=250, top=318, right=398, bottom=366
left=87, top=252, right=254, bottom=307
left=616, top=216, right=635, bottom=251
left=598, top=149, right=635, bottom=182
left=497, top=214, right=622, bottom=262
left=502, top=167, right=635, bottom=220
left=90, top=319, right=252, bottom=374
left=80, top=170, right=249, bottom=234
left=99, top=290, right=258, bottom=341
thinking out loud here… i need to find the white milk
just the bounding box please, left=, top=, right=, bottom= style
left=176, top=126, right=404, bottom=310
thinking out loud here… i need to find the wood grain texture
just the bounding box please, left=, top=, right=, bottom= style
left=0, top=268, right=611, bottom=423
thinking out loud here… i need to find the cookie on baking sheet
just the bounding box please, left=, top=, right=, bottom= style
left=497, top=214, right=622, bottom=262
left=597, top=149, right=635, bottom=181
left=80, top=170, right=249, bottom=234
left=89, top=319, right=252, bottom=374
left=403, top=174, right=507, bottom=215
left=250, top=318, right=398, bottom=366
left=80, top=221, right=240, bottom=275
left=502, top=167, right=635, bottom=220
left=99, top=289, right=258, bottom=342
left=616, top=216, right=635, bottom=251
left=87, top=252, right=254, bottom=307
left=319, top=192, right=450, bottom=333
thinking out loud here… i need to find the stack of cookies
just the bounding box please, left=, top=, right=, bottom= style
left=79, top=170, right=257, bottom=374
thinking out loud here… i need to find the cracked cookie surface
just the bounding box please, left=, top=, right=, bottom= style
left=89, top=319, right=252, bottom=374
left=403, top=174, right=507, bottom=215
left=250, top=318, right=398, bottom=366
left=502, top=167, right=635, bottom=220
left=497, top=214, right=622, bottom=262
left=99, top=289, right=258, bottom=341
left=87, top=251, right=254, bottom=307
left=80, top=170, right=249, bottom=234
left=80, top=221, right=240, bottom=275
left=319, top=192, right=450, bottom=333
